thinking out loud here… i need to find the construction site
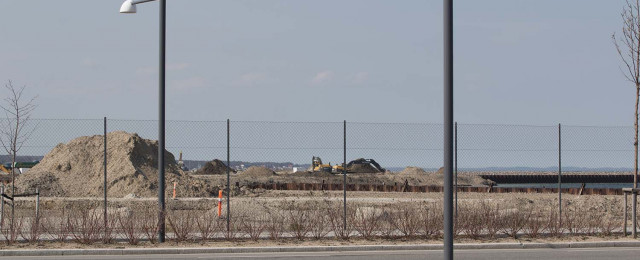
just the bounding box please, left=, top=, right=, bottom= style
left=0, top=121, right=637, bottom=246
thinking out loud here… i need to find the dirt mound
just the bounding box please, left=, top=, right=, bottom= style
left=241, top=166, right=276, bottom=177
left=194, top=159, right=235, bottom=175
left=15, top=131, right=216, bottom=197
left=399, top=166, right=428, bottom=175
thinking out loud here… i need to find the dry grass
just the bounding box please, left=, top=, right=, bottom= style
left=0, top=192, right=635, bottom=245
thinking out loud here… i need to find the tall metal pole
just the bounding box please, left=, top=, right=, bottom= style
left=443, top=0, right=454, bottom=258
left=103, top=117, right=108, bottom=235
left=558, top=123, right=562, bottom=230
left=226, top=119, right=231, bottom=233
left=343, top=120, right=347, bottom=231
left=157, top=0, right=167, bottom=243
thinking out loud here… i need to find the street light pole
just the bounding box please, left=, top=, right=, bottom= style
left=157, top=0, right=166, bottom=243
left=443, top=0, right=454, bottom=259
left=119, top=0, right=166, bottom=242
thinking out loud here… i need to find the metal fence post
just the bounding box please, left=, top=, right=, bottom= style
left=558, top=123, right=562, bottom=230
left=343, top=120, right=347, bottom=232
left=0, top=184, right=4, bottom=226
left=226, top=119, right=230, bottom=233
left=35, top=187, right=39, bottom=223
left=625, top=192, right=629, bottom=236
left=454, top=122, right=458, bottom=219
left=103, top=116, right=108, bottom=235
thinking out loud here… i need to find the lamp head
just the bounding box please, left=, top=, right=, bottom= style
left=120, top=0, right=137, bottom=14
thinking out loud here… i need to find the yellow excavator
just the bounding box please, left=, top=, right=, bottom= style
left=311, top=156, right=346, bottom=173
left=0, top=164, right=10, bottom=174
left=311, top=156, right=332, bottom=173
left=0, top=161, right=39, bottom=174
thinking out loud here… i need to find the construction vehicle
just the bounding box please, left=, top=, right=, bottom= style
left=0, top=164, right=10, bottom=174
left=346, top=158, right=385, bottom=173
left=332, top=163, right=345, bottom=173
left=311, top=156, right=333, bottom=173
left=1, top=161, right=39, bottom=174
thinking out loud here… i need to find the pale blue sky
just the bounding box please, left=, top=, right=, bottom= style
left=0, top=0, right=631, bottom=125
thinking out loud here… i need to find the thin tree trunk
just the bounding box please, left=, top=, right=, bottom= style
left=10, top=115, right=18, bottom=236
left=634, top=85, right=639, bottom=238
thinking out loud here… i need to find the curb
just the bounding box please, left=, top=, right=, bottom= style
left=1, top=241, right=639, bottom=257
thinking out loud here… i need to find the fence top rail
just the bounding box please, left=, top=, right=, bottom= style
left=0, top=118, right=635, bottom=128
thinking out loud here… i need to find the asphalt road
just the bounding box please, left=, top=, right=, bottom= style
left=2, top=248, right=640, bottom=260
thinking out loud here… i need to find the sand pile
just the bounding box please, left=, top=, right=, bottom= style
left=241, top=166, right=276, bottom=177
left=399, top=166, right=428, bottom=175
left=15, top=131, right=216, bottom=197
left=194, top=159, right=235, bottom=175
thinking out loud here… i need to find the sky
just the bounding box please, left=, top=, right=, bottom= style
left=0, top=0, right=633, bottom=125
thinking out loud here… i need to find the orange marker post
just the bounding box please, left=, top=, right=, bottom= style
left=172, top=182, right=177, bottom=200
left=217, top=190, right=223, bottom=217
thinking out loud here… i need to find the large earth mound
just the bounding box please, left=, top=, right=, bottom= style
left=194, top=159, right=235, bottom=175
left=399, top=166, right=428, bottom=175
left=15, top=131, right=215, bottom=197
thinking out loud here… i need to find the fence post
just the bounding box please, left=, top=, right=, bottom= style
left=625, top=192, right=628, bottom=236
left=35, top=187, right=39, bottom=223
left=0, top=184, right=3, bottom=226
left=343, top=120, right=347, bottom=232
left=226, top=119, right=230, bottom=234
left=454, top=122, right=458, bottom=220
left=103, top=116, right=108, bottom=236
left=558, top=123, right=562, bottom=230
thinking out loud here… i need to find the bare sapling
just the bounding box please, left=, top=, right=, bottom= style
left=613, top=0, right=640, bottom=238
left=524, top=207, right=544, bottom=238
left=118, top=212, right=142, bottom=245
left=419, top=202, right=442, bottom=239
left=1, top=215, right=23, bottom=244
left=102, top=212, right=117, bottom=244
left=458, top=203, right=483, bottom=239
left=265, top=210, right=285, bottom=241
left=545, top=209, right=563, bottom=237
left=141, top=207, right=159, bottom=244
left=286, top=204, right=310, bottom=240
left=500, top=206, right=531, bottom=239
left=242, top=213, right=267, bottom=241
left=195, top=210, right=219, bottom=242
left=68, top=207, right=103, bottom=245
left=19, top=215, right=42, bottom=244
left=352, top=205, right=380, bottom=240
left=308, top=202, right=330, bottom=239
left=167, top=210, right=195, bottom=242
left=393, top=204, right=421, bottom=238
left=0, top=80, right=37, bottom=238
left=41, top=208, right=69, bottom=243
left=326, top=202, right=354, bottom=240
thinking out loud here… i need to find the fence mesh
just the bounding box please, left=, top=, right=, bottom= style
left=0, top=118, right=637, bottom=242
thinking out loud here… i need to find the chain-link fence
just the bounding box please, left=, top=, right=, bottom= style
left=0, top=118, right=637, bottom=243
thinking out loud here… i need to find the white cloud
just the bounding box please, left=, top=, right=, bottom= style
left=352, top=72, right=368, bottom=84
left=311, top=70, right=334, bottom=85
left=234, top=72, right=267, bottom=86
